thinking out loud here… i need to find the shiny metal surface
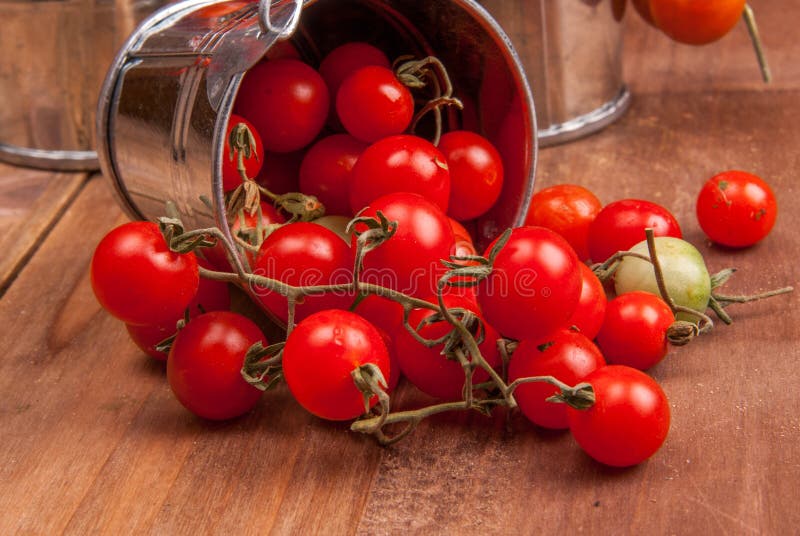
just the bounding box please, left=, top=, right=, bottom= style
left=97, top=0, right=537, bottom=248
left=479, top=0, right=629, bottom=146
left=0, top=0, right=170, bottom=170
left=0, top=144, right=99, bottom=171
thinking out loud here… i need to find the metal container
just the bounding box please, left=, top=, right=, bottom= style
left=96, top=0, right=537, bottom=250
left=479, top=0, right=630, bottom=146
left=0, top=0, right=170, bottom=170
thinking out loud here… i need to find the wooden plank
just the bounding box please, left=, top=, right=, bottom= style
left=0, top=163, right=87, bottom=292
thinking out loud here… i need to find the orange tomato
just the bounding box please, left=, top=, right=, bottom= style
left=649, top=0, right=746, bottom=45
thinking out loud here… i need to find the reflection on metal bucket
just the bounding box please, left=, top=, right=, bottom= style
left=0, top=0, right=170, bottom=170
left=96, top=0, right=537, bottom=249
left=479, top=0, right=630, bottom=146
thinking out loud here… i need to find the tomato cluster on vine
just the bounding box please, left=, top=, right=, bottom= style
left=90, top=37, right=790, bottom=470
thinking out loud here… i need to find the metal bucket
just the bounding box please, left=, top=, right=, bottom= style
left=96, top=0, right=537, bottom=250
left=479, top=0, right=630, bottom=146
left=0, top=0, right=170, bottom=170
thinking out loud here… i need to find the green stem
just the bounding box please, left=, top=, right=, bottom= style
left=743, top=4, right=772, bottom=83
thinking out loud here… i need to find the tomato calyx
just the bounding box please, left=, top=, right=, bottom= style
left=223, top=121, right=326, bottom=222
left=241, top=340, right=286, bottom=391
left=351, top=362, right=391, bottom=417
left=158, top=204, right=217, bottom=254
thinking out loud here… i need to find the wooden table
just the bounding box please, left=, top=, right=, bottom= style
left=2, top=3, right=798, bottom=534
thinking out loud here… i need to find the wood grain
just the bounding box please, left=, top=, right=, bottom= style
left=0, top=163, right=86, bottom=292
left=1, top=2, right=799, bottom=535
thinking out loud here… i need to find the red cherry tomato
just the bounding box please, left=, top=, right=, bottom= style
left=167, top=311, right=266, bottom=420
left=394, top=294, right=501, bottom=400
left=91, top=221, right=199, bottom=326
left=526, top=184, right=602, bottom=262
left=567, top=365, right=670, bottom=467
left=319, top=42, right=390, bottom=100
left=336, top=65, right=414, bottom=143
left=566, top=263, right=607, bottom=340
left=696, top=170, right=777, bottom=247
left=125, top=323, right=174, bottom=361
left=234, top=59, right=329, bottom=153
left=282, top=309, right=391, bottom=420
left=650, top=0, right=746, bottom=45
left=509, top=329, right=606, bottom=430
left=222, top=114, right=263, bottom=192
left=349, top=135, right=451, bottom=214
left=587, top=199, right=682, bottom=263
left=353, top=192, right=455, bottom=299
left=352, top=294, right=404, bottom=392
left=449, top=217, right=478, bottom=260
left=125, top=256, right=231, bottom=361
left=477, top=226, right=582, bottom=341
left=596, top=291, right=674, bottom=371
left=254, top=150, right=303, bottom=195
left=253, top=222, right=355, bottom=325
left=352, top=294, right=404, bottom=337
left=438, top=130, right=504, bottom=221
left=299, top=134, right=367, bottom=216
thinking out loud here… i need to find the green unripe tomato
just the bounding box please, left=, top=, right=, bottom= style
left=614, top=237, right=711, bottom=322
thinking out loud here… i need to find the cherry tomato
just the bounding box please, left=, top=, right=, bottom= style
left=336, top=65, right=414, bottom=143
left=526, top=184, right=602, bottom=262
left=125, top=257, right=231, bottom=360
left=352, top=294, right=404, bottom=337
left=222, top=114, right=263, bottom=192
left=596, top=291, right=674, bottom=370
left=394, top=294, right=501, bottom=400
left=167, top=311, right=266, bottom=420
left=234, top=59, right=329, bottom=153
left=125, top=323, right=174, bottom=361
left=253, top=222, right=355, bottom=325
left=477, top=226, right=582, bottom=341
left=349, top=135, right=451, bottom=214
left=696, top=170, right=777, bottom=247
left=449, top=217, right=476, bottom=257
left=567, top=365, right=670, bottom=467
left=650, top=0, right=746, bottom=45
left=319, top=42, right=390, bottom=100
left=614, top=236, right=711, bottom=322
left=299, top=134, right=367, bottom=216
left=254, top=150, right=303, bottom=195
left=566, top=263, right=607, bottom=340
left=438, top=130, right=504, bottom=221
left=352, top=192, right=455, bottom=299
left=587, top=198, right=682, bottom=263
left=91, top=221, right=199, bottom=326
left=509, top=329, right=606, bottom=429
left=352, top=295, right=404, bottom=392
left=282, top=309, right=391, bottom=420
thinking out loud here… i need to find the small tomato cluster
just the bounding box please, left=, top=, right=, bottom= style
left=90, top=36, right=789, bottom=470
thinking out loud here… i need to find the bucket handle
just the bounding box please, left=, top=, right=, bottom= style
left=258, top=0, right=303, bottom=39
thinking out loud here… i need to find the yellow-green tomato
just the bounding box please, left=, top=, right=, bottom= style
left=614, top=237, right=711, bottom=322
